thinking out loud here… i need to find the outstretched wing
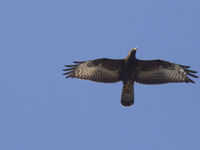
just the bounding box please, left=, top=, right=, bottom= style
left=63, top=58, right=124, bottom=83
left=135, top=60, right=198, bottom=84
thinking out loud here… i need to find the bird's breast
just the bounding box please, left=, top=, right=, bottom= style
left=121, top=63, right=138, bottom=81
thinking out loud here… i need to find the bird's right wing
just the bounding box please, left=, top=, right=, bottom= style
left=63, top=58, right=124, bottom=83
left=135, top=59, right=198, bottom=84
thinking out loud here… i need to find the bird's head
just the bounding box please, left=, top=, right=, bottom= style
left=129, top=47, right=138, bottom=53
left=125, top=47, right=138, bottom=61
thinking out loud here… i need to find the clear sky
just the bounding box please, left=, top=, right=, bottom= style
left=0, top=0, right=199, bottom=150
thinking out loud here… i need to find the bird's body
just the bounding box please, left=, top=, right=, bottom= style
left=63, top=48, right=198, bottom=107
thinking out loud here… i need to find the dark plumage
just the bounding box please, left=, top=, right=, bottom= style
left=63, top=48, right=198, bottom=107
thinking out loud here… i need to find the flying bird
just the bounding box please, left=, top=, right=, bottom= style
left=63, top=48, right=198, bottom=107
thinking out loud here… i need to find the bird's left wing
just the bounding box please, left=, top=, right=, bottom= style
left=135, top=60, right=198, bottom=84
left=63, top=58, right=124, bottom=83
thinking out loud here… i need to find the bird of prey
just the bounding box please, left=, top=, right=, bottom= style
left=63, top=48, right=198, bottom=107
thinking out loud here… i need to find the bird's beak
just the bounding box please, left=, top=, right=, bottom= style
left=131, top=47, right=138, bottom=51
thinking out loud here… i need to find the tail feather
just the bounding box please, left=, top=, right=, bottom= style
left=121, top=82, right=134, bottom=107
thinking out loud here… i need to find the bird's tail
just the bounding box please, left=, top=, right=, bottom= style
left=121, top=82, right=134, bottom=107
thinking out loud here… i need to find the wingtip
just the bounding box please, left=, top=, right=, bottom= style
left=63, top=71, right=73, bottom=75
left=186, top=77, right=196, bottom=83
left=190, top=79, right=195, bottom=84
left=65, top=75, right=71, bottom=78
left=180, top=65, right=190, bottom=68
left=73, top=61, right=85, bottom=64
left=187, top=72, right=199, bottom=78
left=65, top=65, right=78, bottom=67
left=185, top=69, right=198, bottom=74
left=63, top=68, right=74, bottom=71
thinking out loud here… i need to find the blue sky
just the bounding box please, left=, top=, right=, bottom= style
left=0, top=0, right=199, bottom=149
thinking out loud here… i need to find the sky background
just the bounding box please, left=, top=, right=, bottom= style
left=0, top=0, right=199, bottom=150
